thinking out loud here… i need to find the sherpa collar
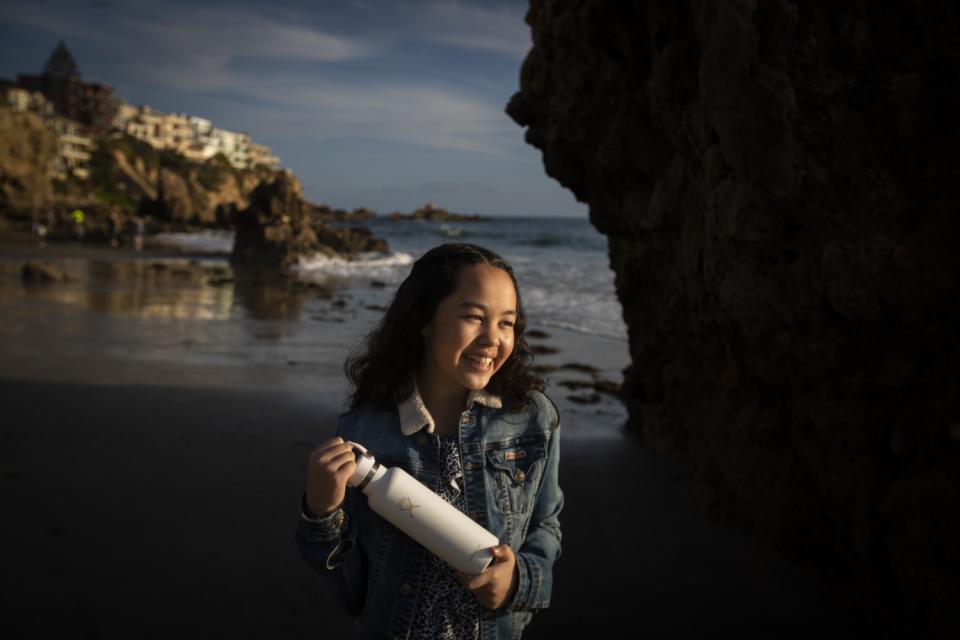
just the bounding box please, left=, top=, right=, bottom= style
left=397, top=379, right=502, bottom=436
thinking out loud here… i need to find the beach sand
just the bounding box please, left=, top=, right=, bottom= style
left=0, top=238, right=868, bottom=638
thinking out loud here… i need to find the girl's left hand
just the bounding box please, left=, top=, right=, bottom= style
left=456, top=544, right=519, bottom=610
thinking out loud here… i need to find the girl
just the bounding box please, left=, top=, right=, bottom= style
left=295, top=242, right=563, bottom=639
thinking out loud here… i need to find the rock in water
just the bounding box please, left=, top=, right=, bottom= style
left=21, top=260, right=67, bottom=284
left=230, top=171, right=387, bottom=268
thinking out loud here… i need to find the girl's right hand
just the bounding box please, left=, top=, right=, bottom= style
left=305, top=436, right=357, bottom=517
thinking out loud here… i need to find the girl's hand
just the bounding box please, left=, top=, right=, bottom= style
left=305, top=436, right=357, bottom=517
left=456, top=544, right=519, bottom=610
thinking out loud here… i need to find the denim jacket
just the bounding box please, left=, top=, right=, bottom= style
left=295, top=385, right=563, bottom=639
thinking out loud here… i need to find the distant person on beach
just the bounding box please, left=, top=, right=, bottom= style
left=71, top=209, right=86, bottom=242
left=32, top=218, right=47, bottom=247
left=133, top=217, right=145, bottom=251
left=109, top=210, right=122, bottom=248
left=296, top=242, right=563, bottom=639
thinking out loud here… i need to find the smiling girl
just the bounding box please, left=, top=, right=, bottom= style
left=295, top=242, right=563, bottom=639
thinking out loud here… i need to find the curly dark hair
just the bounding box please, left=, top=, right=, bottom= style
left=344, top=242, right=545, bottom=413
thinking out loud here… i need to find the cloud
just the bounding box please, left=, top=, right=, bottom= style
left=2, top=1, right=376, bottom=82
left=417, top=1, right=531, bottom=58
left=130, top=6, right=376, bottom=63
left=1, top=0, right=527, bottom=153
left=213, top=80, right=519, bottom=154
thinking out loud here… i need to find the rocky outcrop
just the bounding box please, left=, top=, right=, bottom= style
left=99, top=137, right=275, bottom=225
left=387, top=203, right=487, bottom=221
left=311, top=204, right=377, bottom=223
left=0, top=107, right=57, bottom=214
left=20, top=260, right=67, bottom=284
left=230, top=171, right=388, bottom=269
left=509, top=1, right=959, bottom=637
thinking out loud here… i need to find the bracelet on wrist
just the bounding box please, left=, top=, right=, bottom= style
left=302, top=494, right=344, bottom=521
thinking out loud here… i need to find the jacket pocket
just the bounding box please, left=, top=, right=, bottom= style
left=486, top=443, right=547, bottom=513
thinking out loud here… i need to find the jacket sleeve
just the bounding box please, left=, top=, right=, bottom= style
left=294, top=418, right=367, bottom=617
left=508, top=414, right=563, bottom=611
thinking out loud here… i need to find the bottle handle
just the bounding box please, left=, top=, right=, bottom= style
left=344, top=441, right=381, bottom=489
left=345, top=441, right=369, bottom=456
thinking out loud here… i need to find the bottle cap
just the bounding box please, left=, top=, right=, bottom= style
left=346, top=441, right=384, bottom=489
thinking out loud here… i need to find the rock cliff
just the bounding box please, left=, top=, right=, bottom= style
left=0, top=107, right=57, bottom=214
left=508, top=1, right=960, bottom=636
left=94, top=135, right=274, bottom=225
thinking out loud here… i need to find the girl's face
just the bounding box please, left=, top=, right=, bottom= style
left=420, top=263, right=517, bottom=395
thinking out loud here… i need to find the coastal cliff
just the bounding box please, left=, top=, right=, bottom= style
left=0, top=116, right=390, bottom=263
left=0, top=115, right=280, bottom=229
left=508, top=1, right=960, bottom=636
left=0, top=108, right=56, bottom=213
left=92, top=134, right=275, bottom=225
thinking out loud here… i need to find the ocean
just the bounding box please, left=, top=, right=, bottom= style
left=153, top=215, right=628, bottom=342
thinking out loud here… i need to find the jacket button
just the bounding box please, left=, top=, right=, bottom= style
left=400, top=583, right=412, bottom=595
left=416, top=434, right=428, bottom=446
left=514, top=469, right=526, bottom=483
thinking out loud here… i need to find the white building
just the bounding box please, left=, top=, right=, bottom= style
left=209, top=128, right=252, bottom=169
left=51, top=116, right=94, bottom=179
left=117, top=103, right=279, bottom=170
left=3, top=87, right=92, bottom=180
left=248, top=142, right=280, bottom=170
left=3, top=87, right=54, bottom=117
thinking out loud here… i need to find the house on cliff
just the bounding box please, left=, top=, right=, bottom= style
left=16, top=40, right=114, bottom=133
left=2, top=86, right=93, bottom=180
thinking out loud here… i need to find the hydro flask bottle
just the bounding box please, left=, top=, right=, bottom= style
left=346, top=442, right=500, bottom=574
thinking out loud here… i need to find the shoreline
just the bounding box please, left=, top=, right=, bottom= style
left=0, top=236, right=632, bottom=437
left=0, top=237, right=872, bottom=637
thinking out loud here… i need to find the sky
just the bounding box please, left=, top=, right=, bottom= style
left=0, top=0, right=587, bottom=218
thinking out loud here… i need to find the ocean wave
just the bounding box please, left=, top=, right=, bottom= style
left=439, top=224, right=465, bottom=238
left=149, top=230, right=234, bottom=254
left=529, top=317, right=628, bottom=342
left=292, top=250, right=415, bottom=279
left=521, top=282, right=628, bottom=341
left=520, top=234, right=567, bottom=249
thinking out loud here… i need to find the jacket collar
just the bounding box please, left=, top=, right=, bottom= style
left=397, top=379, right=502, bottom=436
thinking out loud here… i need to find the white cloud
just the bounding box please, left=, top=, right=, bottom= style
left=1, top=0, right=526, bottom=153
left=417, top=1, right=531, bottom=59
left=2, top=2, right=376, bottom=79
left=130, top=6, right=376, bottom=63
left=216, top=80, right=518, bottom=154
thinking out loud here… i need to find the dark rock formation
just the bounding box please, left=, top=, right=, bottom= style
left=0, top=107, right=57, bottom=214
left=387, top=203, right=487, bottom=221
left=20, top=260, right=67, bottom=284
left=508, top=1, right=960, bottom=637
left=230, top=171, right=388, bottom=269
left=311, top=205, right=378, bottom=223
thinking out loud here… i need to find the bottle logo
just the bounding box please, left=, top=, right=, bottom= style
left=398, top=496, right=421, bottom=518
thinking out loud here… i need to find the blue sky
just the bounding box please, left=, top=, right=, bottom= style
left=0, top=0, right=587, bottom=218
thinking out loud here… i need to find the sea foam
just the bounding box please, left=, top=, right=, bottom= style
left=149, top=231, right=235, bottom=254
left=292, top=250, right=414, bottom=279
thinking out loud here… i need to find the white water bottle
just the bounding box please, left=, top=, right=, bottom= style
left=346, top=441, right=500, bottom=574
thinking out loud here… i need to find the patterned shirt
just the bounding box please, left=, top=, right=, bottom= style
left=408, top=435, right=481, bottom=640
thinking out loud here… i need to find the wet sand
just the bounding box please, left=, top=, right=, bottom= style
left=0, top=238, right=869, bottom=638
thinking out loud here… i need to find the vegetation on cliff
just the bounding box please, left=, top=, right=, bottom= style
left=0, top=107, right=57, bottom=214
